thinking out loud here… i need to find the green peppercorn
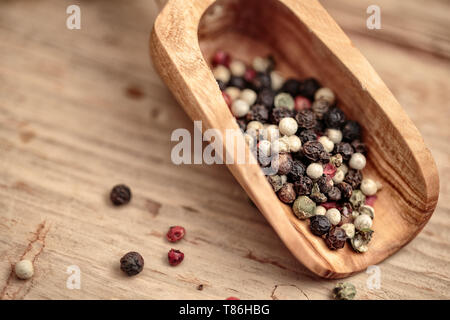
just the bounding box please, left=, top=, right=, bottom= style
left=333, top=282, right=356, bottom=300
left=293, top=196, right=316, bottom=220
left=274, top=93, right=295, bottom=111
left=351, top=229, right=374, bottom=253
left=349, top=190, right=366, bottom=210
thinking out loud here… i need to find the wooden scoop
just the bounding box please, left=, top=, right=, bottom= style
left=150, top=0, right=439, bottom=278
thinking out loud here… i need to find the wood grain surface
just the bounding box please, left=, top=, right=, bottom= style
left=0, top=0, right=449, bottom=299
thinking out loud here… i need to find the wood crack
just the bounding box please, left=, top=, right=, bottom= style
left=0, top=220, right=50, bottom=300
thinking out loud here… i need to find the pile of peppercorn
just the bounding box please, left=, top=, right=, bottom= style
left=212, top=51, right=381, bottom=253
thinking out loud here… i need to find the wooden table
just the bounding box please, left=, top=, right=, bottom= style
left=0, top=0, right=449, bottom=300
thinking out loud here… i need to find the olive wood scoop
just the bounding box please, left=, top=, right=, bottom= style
left=150, top=0, right=439, bottom=278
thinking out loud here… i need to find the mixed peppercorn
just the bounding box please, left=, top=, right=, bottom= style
left=212, top=51, right=380, bottom=253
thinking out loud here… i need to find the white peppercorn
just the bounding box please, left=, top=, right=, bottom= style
left=354, top=214, right=373, bottom=230
left=225, top=87, right=241, bottom=101
left=272, top=137, right=290, bottom=154
left=326, top=208, right=341, bottom=225
left=279, top=117, right=298, bottom=136
left=253, top=56, right=271, bottom=72
left=240, top=88, right=257, bottom=106
left=318, top=136, right=334, bottom=153
left=271, top=71, right=285, bottom=91
left=315, top=87, right=335, bottom=105
left=306, top=163, right=323, bottom=180
left=287, top=135, right=302, bottom=153
left=349, top=152, right=366, bottom=170
left=258, top=140, right=271, bottom=158
left=341, top=223, right=356, bottom=239
left=231, top=99, right=250, bottom=118
left=360, top=178, right=378, bottom=196
left=359, top=205, right=375, bottom=219
left=229, top=60, right=246, bottom=77
left=15, top=259, right=34, bottom=280
left=213, top=65, right=231, bottom=83
left=376, top=181, right=383, bottom=190
left=244, top=133, right=255, bottom=148
left=246, top=120, right=264, bottom=132
left=332, top=169, right=345, bottom=184
left=326, top=128, right=343, bottom=144
left=315, top=205, right=326, bottom=216
left=340, top=164, right=349, bottom=175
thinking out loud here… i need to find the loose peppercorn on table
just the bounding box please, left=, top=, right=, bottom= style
left=0, top=0, right=449, bottom=299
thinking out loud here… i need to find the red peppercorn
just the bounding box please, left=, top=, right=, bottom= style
left=166, top=226, right=186, bottom=243
left=222, top=91, right=232, bottom=108
left=244, top=68, right=256, bottom=82
left=168, top=249, right=184, bottom=266
left=323, top=163, right=337, bottom=178
left=365, top=195, right=377, bottom=206
left=226, top=297, right=240, bottom=300
left=322, top=202, right=337, bottom=210
left=294, top=96, right=311, bottom=111
left=212, top=50, right=230, bottom=67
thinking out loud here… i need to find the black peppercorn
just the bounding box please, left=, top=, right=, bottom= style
left=257, top=88, right=275, bottom=108
left=324, top=107, right=346, bottom=129
left=311, top=99, right=330, bottom=119
left=273, top=152, right=293, bottom=175
left=236, top=119, right=246, bottom=132
left=295, top=109, right=317, bottom=130
left=344, top=170, right=362, bottom=189
left=338, top=182, right=353, bottom=199
left=327, top=186, right=342, bottom=201
left=302, top=141, right=327, bottom=162
left=288, top=160, right=306, bottom=182
left=110, top=184, right=132, bottom=206
left=310, top=183, right=327, bottom=203
left=271, top=107, right=294, bottom=124
left=298, top=129, right=317, bottom=144
left=325, top=227, right=347, bottom=250
left=228, top=76, right=246, bottom=90
left=251, top=72, right=271, bottom=92
left=334, top=142, right=354, bottom=161
left=338, top=202, right=353, bottom=225
left=246, top=104, right=269, bottom=122
left=351, top=140, right=367, bottom=154
left=318, top=175, right=333, bottom=193
left=217, top=80, right=226, bottom=91
left=280, top=78, right=301, bottom=96
left=310, top=215, right=331, bottom=236
left=277, top=183, right=296, bottom=204
left=294, top=175, right=313, bottom=195
left=120, top=252, right=144, bottom=276
left=314, top=120, right=326, bottom=136
left=298, top=78, right=321, bottom=100
left=342, top=121, right=361, bottom=141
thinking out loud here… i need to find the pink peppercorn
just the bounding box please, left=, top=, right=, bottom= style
left=166, top=226, right=186, bottom=243
left=323, top=163, right=337, bottom=178
left=226, top=297, right=240, bottom=300
left=322, top=202, right=337, bottom=210
left=222, top=91, right=232, bottom=108
left=365, top=195, right=377, bottom=206
left=168, top=249, right=184, bottom=266
left=244, top=68, right=256, bottom=82
left=212, top=51, right=230, bottom=67
left=294, top=96, right=311, bottom=112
